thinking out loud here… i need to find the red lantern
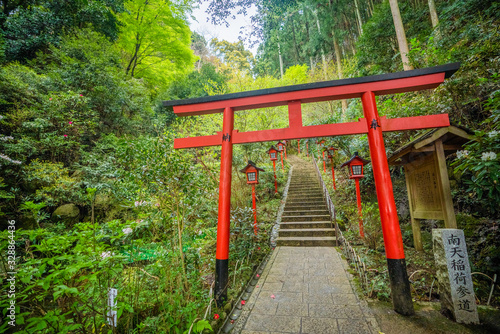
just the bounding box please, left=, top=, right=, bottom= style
left=240, top=161, right=265, bottom=235
left=341, top=152, right=370, bottom=238
left=276, top=141, right=286, bottom=170
left=267, top=146, right=278, bottom=161
left=240, top=161, right=264, bottom=184
left=341, top=152, right=370, bottom=179
left=326, top=146, right=338, bottom=159
left=267, top=146, right=279, bottom=193
left=276, top=141, right=285, bottom=152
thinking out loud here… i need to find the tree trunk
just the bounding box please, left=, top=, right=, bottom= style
left=314, top=11, right=328, bottom=79
left=290, top=16, right=300, bottom=65
left=354, top=0, right=364, bottom=35
left=277, top=39, right=284, bottom=79
left=428, top=0, right=441, bottom=38
left=388, top=0, right=414, bottom=70
left=334, top=36, right=348, bottom=116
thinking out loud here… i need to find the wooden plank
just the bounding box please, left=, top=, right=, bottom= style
left=413, top=210, right=444, bottom=220
left=435, top=139, right=457, bottom=228
left=171, top=73, right=446, bottom=115
left=404, top=165, right=423, bottom=251
left=381, top=114, right=450, bottom=132
left=174, top=114, right=451, bottom=149
left=414, top=127, right=449, bottom=149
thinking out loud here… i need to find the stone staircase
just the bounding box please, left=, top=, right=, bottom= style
left=276, top=160, right=336, bottom=246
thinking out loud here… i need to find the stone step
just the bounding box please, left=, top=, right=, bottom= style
left=288, top=187, right=322, bottom=191
left=281, top=214, right=331, bottom=222
left=278, top=228, right=336, bottom=237
left=286, top=200, right=325, bottom=206
left=276, top=236, right=336, bottom=247
left=287, top=188, right=322, bottom=193
left=284, top=205, right=328, bottom=211
left=290, top=180, right=317, bottom=183
left=279, top=221, right=332, bottom=229
left=288, top=185, right=319, bottom=189
left=282, top=210, right=329, bottom=216
left=287, top=196, right=324, bottom=201
left=287, top=185, right=321, bottom=190
left=287, top=195, right=324, bottom=201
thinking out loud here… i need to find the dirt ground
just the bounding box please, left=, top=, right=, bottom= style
left=368, top=300, right=500, bottom=334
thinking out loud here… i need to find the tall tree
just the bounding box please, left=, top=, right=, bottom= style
left=117, top=0, right=195, bottom=86
left=388, top=0, right=413, bottom=70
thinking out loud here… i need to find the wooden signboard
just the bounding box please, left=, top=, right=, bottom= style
left=389, top=126, right=473, bottom=251
left=405, top=153, right=443, bottom=220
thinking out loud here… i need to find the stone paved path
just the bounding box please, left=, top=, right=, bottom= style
left=236, top=246, right=381, bottom=334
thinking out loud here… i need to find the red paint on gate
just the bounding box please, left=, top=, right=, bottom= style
left=361, top=92, right=405, bottom=259
left=215, top=107, right=233, bottom=260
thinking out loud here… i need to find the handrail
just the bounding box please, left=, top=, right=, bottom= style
left=311, top=154, right=339, bottom=246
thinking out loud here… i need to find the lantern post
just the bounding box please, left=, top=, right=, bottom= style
left=327, top=146, right=339, bottom=190
left=267, top=146, right=279, bottom=193
left=284, top=140, right=288, bottom=160
left=240, top=161, right=264, bottom=236
left=317, top=139, right=325, bottom=164
left=341, top=152, right=370, bottom=238
left=322, top=147, right=328, bottom=172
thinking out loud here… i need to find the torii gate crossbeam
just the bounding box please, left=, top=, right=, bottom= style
left=164, top=63, right=460, bottom=316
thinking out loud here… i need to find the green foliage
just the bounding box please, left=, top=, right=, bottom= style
left=117, top=0, right=195, bottom=88
left=23, top=160, right=84, bottom=207
left=452, top=103, right=500, bottom=215
left=210, top=38, right=254, bottom=72
left=165, top=63, right=229, bottom=101
left=361, top=202, right=383, bottom=251
left=2, top=0, right=124, bottom=62
left=19, top=200, right=48, bottom=227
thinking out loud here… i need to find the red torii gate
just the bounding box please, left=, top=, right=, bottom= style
left=164, top=62, right=460, bottom=315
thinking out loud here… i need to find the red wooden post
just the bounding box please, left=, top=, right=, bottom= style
left=215, top=106, right=233, bottom=305
left=361, top=91, right=414, bottom=315
left=330, top=157, right=336, bottom=190
left=306, top=142, right=309, bottom=157
left=280, top=151, right=284, bottom=170
left=355, top=178, right=364, bottom=238
left=323, top=151, right=326, bottom=172
left=252, top=184, right=257, bottom=235
left=284, top=144, right=287, bottom=160
left=273, top=160, right=278, bottom=193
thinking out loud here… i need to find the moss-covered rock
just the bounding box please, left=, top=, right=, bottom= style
left=51, top=203, right=80, bottom=225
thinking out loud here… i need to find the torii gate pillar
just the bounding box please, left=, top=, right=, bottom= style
left=215, top=107, right=234, bottom=304
left=362, top=92, right=413, bottom=314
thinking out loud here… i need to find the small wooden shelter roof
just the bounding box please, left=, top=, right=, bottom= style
left=267, top=145, right=278, bottom=153
left=388, top=124, right=474, bottom=166
left=340, top=152, right=371, bottom=168
left=239, top=160, right=265, bottom=173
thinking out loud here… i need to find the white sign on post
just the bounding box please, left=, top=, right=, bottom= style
left=107, top=288, right=118, bottom=327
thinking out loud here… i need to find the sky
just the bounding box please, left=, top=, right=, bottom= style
left=188, top=2, right=259, bottom=55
